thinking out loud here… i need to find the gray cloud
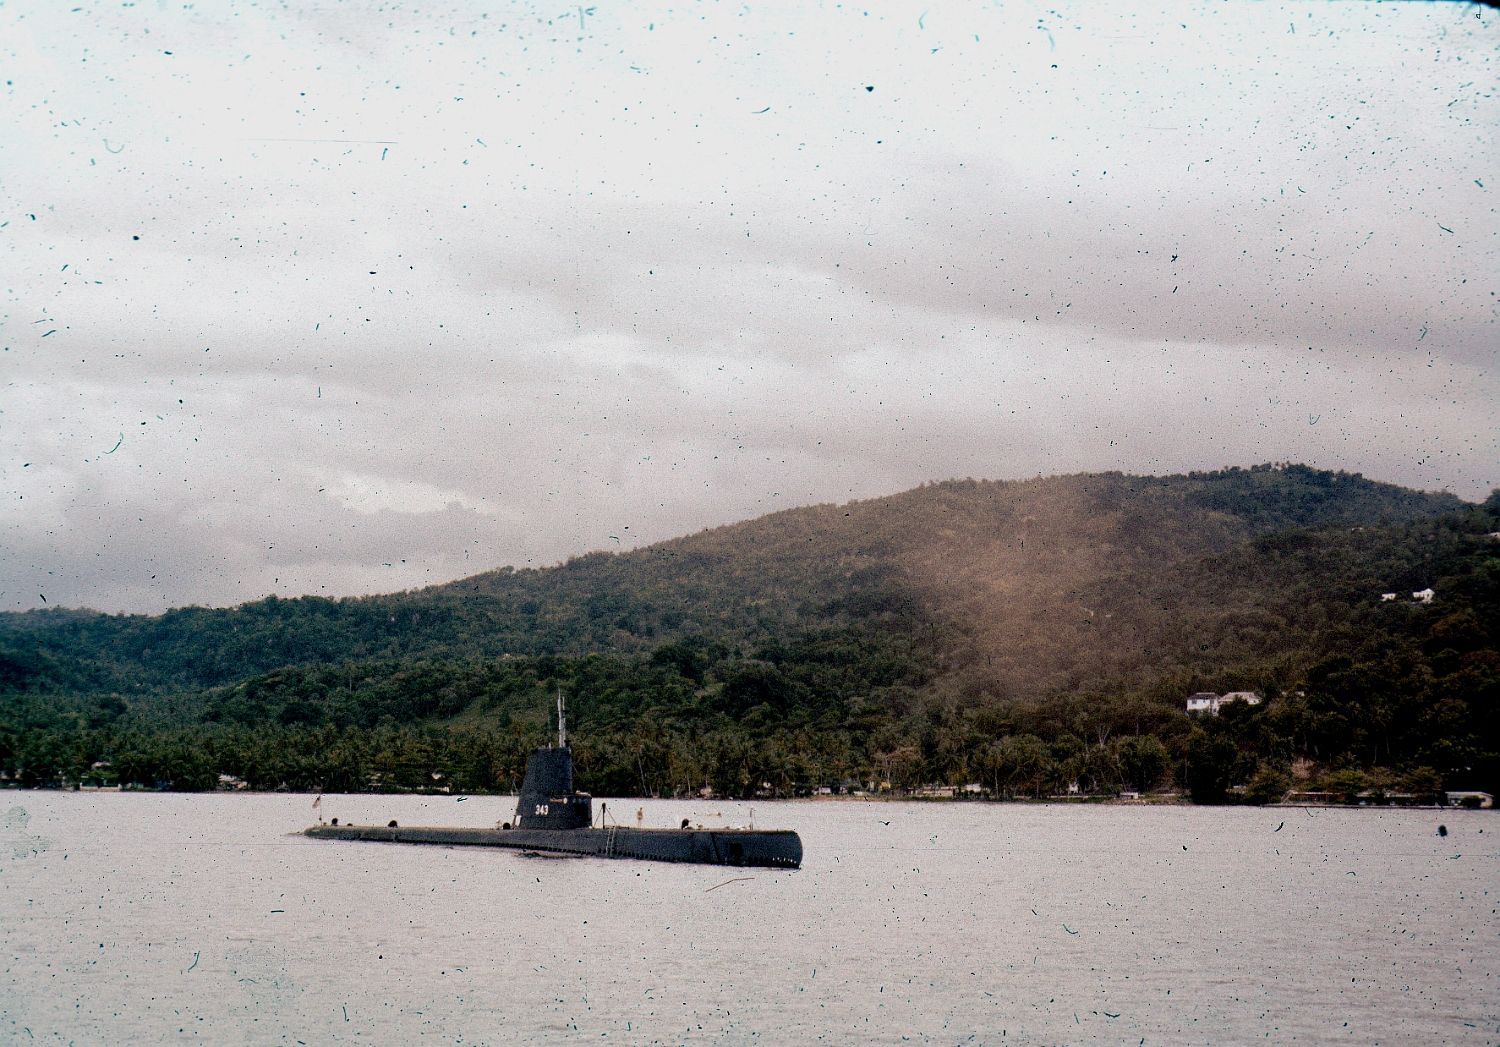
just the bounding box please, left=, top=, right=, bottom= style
left=1, top=0, right=1495, bottom=612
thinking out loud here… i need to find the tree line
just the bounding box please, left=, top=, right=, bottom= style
left=2, top=497, right=1496, bottom=803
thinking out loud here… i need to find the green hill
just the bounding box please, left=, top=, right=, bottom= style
left=2, top=464, right=1495, bottom=801
left=0, top=463, right=1466, bottom=692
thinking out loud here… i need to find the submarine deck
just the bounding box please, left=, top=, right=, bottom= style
left=302, top=823, right=802, bottom=868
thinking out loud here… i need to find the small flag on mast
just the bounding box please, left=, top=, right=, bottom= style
left=312, top=795, right=322, bottom=809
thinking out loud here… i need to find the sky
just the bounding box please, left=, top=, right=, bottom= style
left=2, top=0, right=1496, bottom=614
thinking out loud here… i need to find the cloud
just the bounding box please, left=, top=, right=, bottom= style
left=324, top=473, right=499, bottom=518
left=0, top=0, right=1494, bottom=613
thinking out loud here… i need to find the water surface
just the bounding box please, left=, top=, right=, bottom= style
left=2, top=793, right=1494, bottom=1045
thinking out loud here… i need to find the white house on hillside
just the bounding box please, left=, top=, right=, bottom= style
left=1186, top=692, right=1220, bottom=714
left=1186, top=692, right=1262, bottom=715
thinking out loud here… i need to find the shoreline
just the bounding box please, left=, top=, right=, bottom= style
left=20, top=784, right=1490, bottom=810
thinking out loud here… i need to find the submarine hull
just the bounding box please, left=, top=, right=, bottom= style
left=303, top=823, right=802, bottom=869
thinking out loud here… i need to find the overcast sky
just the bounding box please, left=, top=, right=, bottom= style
left=2, top=0, right=1495, bottom=614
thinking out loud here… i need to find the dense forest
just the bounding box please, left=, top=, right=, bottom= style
left=2, top=465, right=1495, bottom=803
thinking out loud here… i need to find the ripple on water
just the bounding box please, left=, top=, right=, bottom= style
left=1, top=792, right=1494, bottom=1045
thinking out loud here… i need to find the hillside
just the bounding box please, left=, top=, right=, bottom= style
left=2, top=465, right=1495, bottom=801
left=0, top=464, right=1467, bottom=700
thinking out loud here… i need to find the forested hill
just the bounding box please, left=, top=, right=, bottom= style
left=0, top=465, right=1470, bottom=700
left=3, top=465, right=1497, bottom=801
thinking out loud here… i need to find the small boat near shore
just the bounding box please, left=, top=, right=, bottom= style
left=303, top=696, right=802, bottom=869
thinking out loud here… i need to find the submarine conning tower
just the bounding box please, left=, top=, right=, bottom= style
left=512, top=691, right=592, bottom=830
left=514, top=745, right=592, bottom=830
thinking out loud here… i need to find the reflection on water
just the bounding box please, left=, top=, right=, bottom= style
left=1, top=793, right=1494, bottom=1045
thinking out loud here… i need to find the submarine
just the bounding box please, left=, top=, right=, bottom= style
left=303, top=695, right=802, bottom=869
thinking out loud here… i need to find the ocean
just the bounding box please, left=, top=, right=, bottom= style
left=2, top=792, right=1494, bottom=1045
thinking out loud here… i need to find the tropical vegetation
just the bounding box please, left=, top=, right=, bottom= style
left=2, top=465, right=1495, bottom=804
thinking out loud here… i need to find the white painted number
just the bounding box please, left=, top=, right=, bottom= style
left=535, top=804, right=549, bottom=816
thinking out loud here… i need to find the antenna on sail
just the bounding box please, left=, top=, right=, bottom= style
left=557, top=687, right=567, bottom=748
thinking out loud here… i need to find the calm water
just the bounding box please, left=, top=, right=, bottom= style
left=1, top=793, right=1494, bottom=1046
